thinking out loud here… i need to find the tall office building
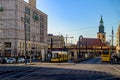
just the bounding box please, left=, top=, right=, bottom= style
left=0, top=0, right=48, bottom=61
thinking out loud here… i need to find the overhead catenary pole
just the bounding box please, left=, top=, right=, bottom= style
left=111, top=26, right=114, bottom=54
left=24, top=18, right=27, bottom=65
left=78, top=36, right=80, bottom=58
left=79, top=35, right=83, bottom=58
left=50, top=38, right=53, bottom=52
left=64, top=34, right=73, bottom=46
left=21, top=16, right=27, bottom=65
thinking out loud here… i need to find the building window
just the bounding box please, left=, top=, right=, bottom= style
left=40, top=15, right=44, bottom=22
left=98, top=35, right=100, bottom=38
left=0, top=42, right=1, bottom=49
left=4, top=42, right=11, bottom=48
left=42, top=37, right=44, bottom=43
left=18, top=42, right=21, bottom=48
left=103, top=35, right=104, bottom=38
left=22, top=43, right=24, bottom=48
left=25, top=6, right=30, bottom=15
left=33, top=11, right=39, bottom=21
left=40, top=22, right=44, bottom=29
left=40, top=36, right=44, bottom=43
left=25, top=24, right=30, bottom=32
left=25, top=15, right=30, bottom=24
left=25, top=23, right=30, bottom=41
left=26, top=33, right=30, bottom=41
left=40, top=29, right=44, bottom=35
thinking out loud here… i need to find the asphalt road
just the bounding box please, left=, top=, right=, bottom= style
left=79, top=57, right=102, bottom=64
left=0, top=57, right=120, bottom=80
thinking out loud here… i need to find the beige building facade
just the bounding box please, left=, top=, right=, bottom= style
left=116, top=24, right=120, bottom=56
left=0, top=0, right=47, bottom=61
left=47, top=34, right=65, bottom=49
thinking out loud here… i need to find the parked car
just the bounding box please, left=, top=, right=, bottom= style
left=2, top=57, right=8, bottom=63
left=17, top=58, right=25, bottom=63
left=7, top=58, right=16, bottom=64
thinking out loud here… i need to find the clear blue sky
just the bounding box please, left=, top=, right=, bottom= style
left=25, top=0, right=120, bottom=44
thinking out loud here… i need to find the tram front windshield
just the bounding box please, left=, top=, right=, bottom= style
left=103, top=50, right=109, bottom=54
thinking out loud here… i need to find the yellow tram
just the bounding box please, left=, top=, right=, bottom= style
left=101, top=49, right=111, bottom=62
left=51, top=51, right=68, bottom=62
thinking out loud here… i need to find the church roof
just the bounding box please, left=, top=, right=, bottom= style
left=77, top=38, right=106, bottom=47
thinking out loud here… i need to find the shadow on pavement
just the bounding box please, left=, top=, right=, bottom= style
left=0, top=66, right=120, bottom=80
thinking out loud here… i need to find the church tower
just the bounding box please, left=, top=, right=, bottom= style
left=97, top=16, right=106, bottom=43
left=29, top=0, right=36, bottom=7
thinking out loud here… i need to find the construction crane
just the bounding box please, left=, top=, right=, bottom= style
left=64, top=34, right=74, bottom=46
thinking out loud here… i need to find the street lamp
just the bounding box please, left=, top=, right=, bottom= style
left=47, top=38, right=53, bottom=62
left=50, top=38, right=53, bottom=52
left=85, top=41, right=87, bottom=54
left=79, top=35, right=83, bottom=58
left=111, top=27, right=114, bottom=54
left=21, top=17, right=27, bottom=65
left=100, top=43, right=103, bottom=56
left=31, top=34, right=36, bottom=62
left=78, top=36, right=80, bottom=58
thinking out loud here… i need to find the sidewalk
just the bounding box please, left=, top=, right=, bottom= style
left=28, top=62, right=76, bottom=65
left=0, top=62, right=75, bottom=66
left=0, top=58, right=90, bottom=66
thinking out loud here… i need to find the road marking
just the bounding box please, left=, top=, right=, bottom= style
left=97, top=65, right=120, bottom=80
left=109, top=65, right=120, bottom=73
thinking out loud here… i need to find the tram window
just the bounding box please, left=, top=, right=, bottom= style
left=59, top=55, right=61, bottom=58
left=103, top=53, right=109, bottom=54
left=52, top=53, right=58, bottom=58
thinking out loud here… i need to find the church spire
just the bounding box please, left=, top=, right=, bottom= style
left=98, top=16, right=105, bottom=33
left=100, top=16, right=103, bottom=23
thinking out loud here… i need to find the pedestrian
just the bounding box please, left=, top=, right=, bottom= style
left=113, top=54, right=118, bottom=64
left=16, top=57, right=18, bottom=63
left=38, top=56, right=42, bottom=62
left=2, top=58, right=6, bottom=64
